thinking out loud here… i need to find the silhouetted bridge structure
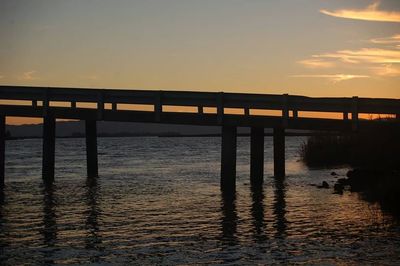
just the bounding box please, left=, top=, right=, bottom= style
left=0, top=86, right=399, bottom=191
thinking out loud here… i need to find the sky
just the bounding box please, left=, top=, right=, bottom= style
left=0, top=0, right=399, bottom=101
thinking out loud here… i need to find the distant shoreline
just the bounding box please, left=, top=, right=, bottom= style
left=5, top=131, right=345, bottom=141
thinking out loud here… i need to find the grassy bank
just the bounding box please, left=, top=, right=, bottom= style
left=300, top=126, right=400, bottom=217
left=300, top=127, right=400, bottom=169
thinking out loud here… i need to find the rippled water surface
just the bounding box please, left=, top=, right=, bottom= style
left=1, top=137, right=399, bottom=265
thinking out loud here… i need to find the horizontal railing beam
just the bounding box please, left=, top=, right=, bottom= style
left=0, top=86, right=399, bottom=119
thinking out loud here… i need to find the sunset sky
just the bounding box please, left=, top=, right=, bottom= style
left=0, top=0, right=399, bottom=100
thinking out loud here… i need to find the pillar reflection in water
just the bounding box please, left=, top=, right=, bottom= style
left=85, top=178, right=102, bottom=254
left=41, top=183, right=57, bottom=265
left=250, top=184, right=267, bottom=243
left=0, top=189, right=6, bottom=265
left=220, top=190, right=238, bottom=246
left=273, top=177, right=287, bottom=238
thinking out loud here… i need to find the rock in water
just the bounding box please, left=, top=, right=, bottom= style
left=318, top=181, right=330, bottom=189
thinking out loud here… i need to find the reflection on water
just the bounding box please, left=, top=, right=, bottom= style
left=220, top=190, right=238, bottom=246
left=84, top=178, right=103, bottom=263
left=41, top=183, right=57, bottom=265
left=250, top=184, right=267, bottom=243
left=273, top=177, right=287, bottom=239
left=1, top=137, right=399, bottom=265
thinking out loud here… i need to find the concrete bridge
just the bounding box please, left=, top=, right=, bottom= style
left=0, top=85, right=399, bottom=191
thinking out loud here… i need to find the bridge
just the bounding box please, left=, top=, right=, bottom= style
left=0, top=85, right=399, bottom=191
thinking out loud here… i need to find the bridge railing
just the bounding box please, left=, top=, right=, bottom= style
left=0, top=86, right=399, bottom=121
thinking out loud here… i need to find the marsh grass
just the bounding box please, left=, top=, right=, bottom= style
left=301, top=124, right=400, bottom=217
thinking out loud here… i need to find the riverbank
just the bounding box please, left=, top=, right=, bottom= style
left=300, top=126, right=400, bottom=217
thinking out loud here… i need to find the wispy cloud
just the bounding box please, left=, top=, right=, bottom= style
left=86, top=75, right=99, bottom=81
left=291, top=74, right=369, bottom=83
left=371, top=64, right=400, bottom=77
left=370, top=34, right=400, bottom=48
left=314, top=48, right=400, bottom=64
left=20, top=71, right=39, bottom=81
left=298, top=59, right=335, bottom=68
left=320, top=2, right=400, bottom=23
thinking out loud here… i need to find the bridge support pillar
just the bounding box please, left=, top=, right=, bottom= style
left=273, top=127, right=285, bottom=178
left=0, top=115, right=5, bottom=188
left=42, top=115, right=56, bottom=183
left=221, top=126, right=237, bottom=192
left=250, top=127, right=264, bottom=187
left=85, top=120, right=98, bottom=178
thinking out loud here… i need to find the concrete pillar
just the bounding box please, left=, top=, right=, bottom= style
left=85, top=120, right=98, bottom=178
left=0, top=115, right=5, bottom=188
left=42, top=115, right=56, bottom=183
left=221, top=126, right=237, bottom=191
left=250, top=127, right=264, bottom=186
left=273, top=127, right=285, bottom=178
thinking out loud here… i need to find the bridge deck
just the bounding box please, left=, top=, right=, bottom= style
left=1, top=85, right=399, bottom=131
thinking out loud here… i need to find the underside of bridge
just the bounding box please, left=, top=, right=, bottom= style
left=0, top=115, right=288, bottom=192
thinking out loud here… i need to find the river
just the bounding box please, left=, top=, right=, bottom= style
left=0, top=136, right=399, bottom=265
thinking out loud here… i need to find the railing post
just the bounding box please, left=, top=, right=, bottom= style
left=112, top=102, right=117, bottom=111
left=352, top=96, right=358, bottom=131
left=71, top=101, right=76, bottom=109
left=343, top=112, right=349, bottom=120
left=250, top=127, right=264, bottom=187
left=221, top=125, right=237, bottom=192
left=282, top=94, right=289, bottom=128
left=217, top=92, right=224, bottom=124
left=244, top=108, right=250, bottom=116
left=0, top=115, right=5, bottom=188
left=273, top=127, right=285, bottom=178
left=292, top=109, right=298, bottom=119
left=155, top=91, right=162, bottom=122
left=42, top=114, right=56, bottom=183
left=198, top=106, right=204, bottom=114
left=86, top=120, right=98, bottom=178
left=43, top=89, right=49, bottom=116
left=97, top=92, right=104, bottom=120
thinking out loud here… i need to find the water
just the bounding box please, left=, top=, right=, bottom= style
left=0, top=137, right=399, bottom=265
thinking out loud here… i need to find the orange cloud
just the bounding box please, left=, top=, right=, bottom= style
left=291, top=74, right=369, bottom=83
left=314, top=48, right=400, bottom=64
left=371, top=64, right=400, bottom=77
left=370, top=34, right=400, bottom=49
left=298, top=59, right=335, bottom=68
left=320, top=2, right=400, bottom=23
left=19, top=70, right=39, bottom=81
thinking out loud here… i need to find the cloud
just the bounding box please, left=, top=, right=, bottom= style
left=371, top=64, right=400, bottom=77
left=291, top=74, right=369, bottom=83
left=370, top=34, right=400, bottom=49
left=298, top=59, right=335, bottom=68
left=86, top=75, right=99, bottom=81
left=314, top=48, right=400, bottom=64
left=320, top=2, right=400, bottom=23
left=20, top=71, right=39, bottom=81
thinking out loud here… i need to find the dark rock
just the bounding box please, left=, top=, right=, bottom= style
left=331, top=171, right=338, bottom=176
left=318, top=181, right=330, bottom=189
left=334, top=183, right=344, bottom=194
